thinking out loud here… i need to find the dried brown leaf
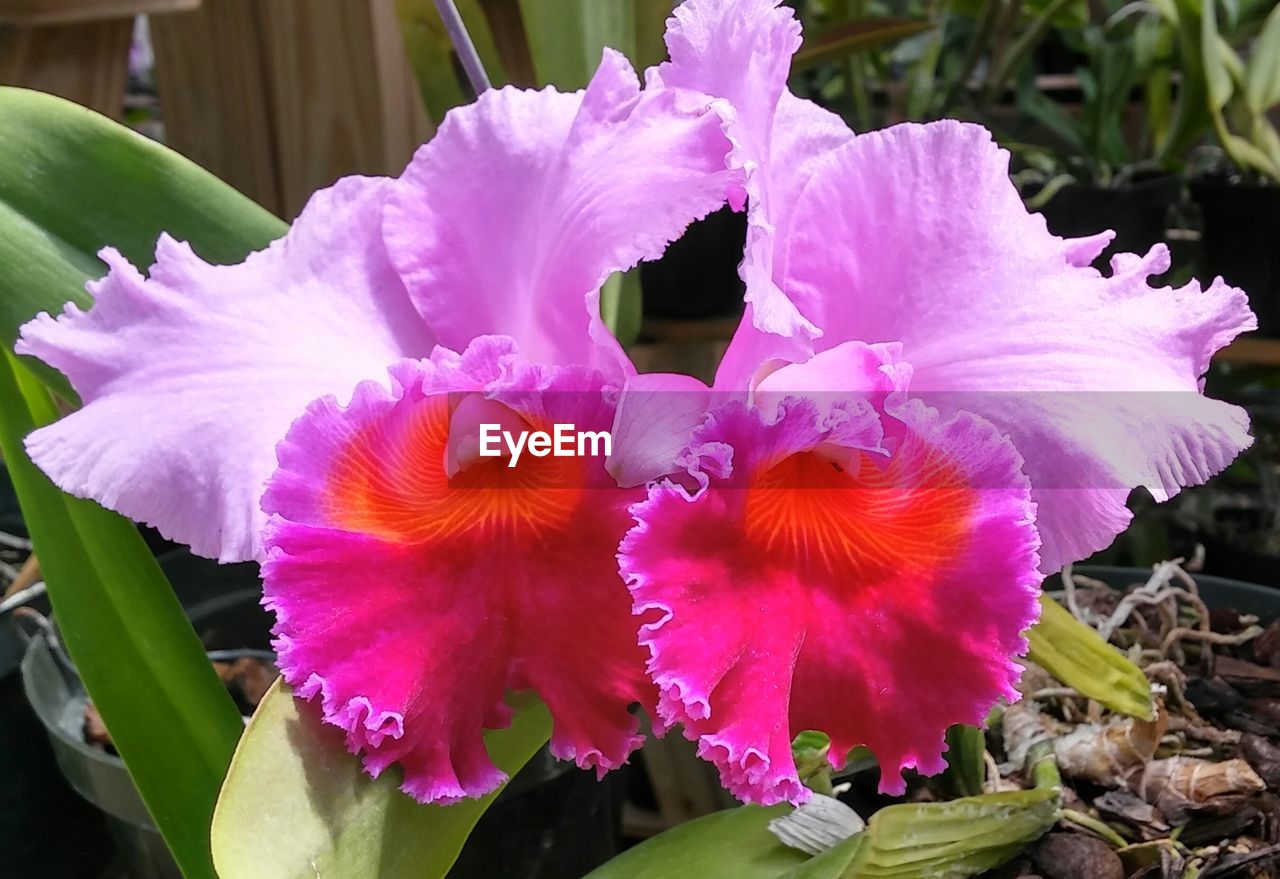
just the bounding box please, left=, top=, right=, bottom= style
left=1054, top=707, right=1167, bottom=787
left=1134, top=757, right=1266, bottom=821
left=1094, top=789, right=1169, bottom=838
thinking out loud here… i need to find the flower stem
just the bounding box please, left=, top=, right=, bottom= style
left=432, top=0, right=491, bottom=95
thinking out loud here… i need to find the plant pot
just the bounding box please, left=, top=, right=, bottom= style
left=1035, top=175, right=1182, bottom=272
left=1061, top=565, right=1279, bottom=620
left=1191, top=178, right=1280, bottom=337
left=2, top=613, right=114, bottom=879
left=20, top=582, right=270, bottom=879
left=0, top=0, right=197, bottom=26
left=641, top=206, right=747, bottom=321
left=22, top=633, right=180, bottom=879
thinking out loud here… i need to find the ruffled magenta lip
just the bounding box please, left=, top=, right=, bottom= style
left=260, top=341, right=658, bottom=803
left=621, top=386, right=1042, bottom=804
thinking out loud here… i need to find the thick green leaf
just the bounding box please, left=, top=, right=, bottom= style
left=588, top=786, right=1054, bottom=879
left=792, top=18, right=935, bottom=71
left=211, top=681, right=553, bottom=879
left=845, top=789, right=1059, bottom=878
left=0, top=87, right=286, bottom=398
left=943, top=724, right=987, bottom=798
left=1245, top=2, right=1280, bottom=112
left=1026, top=595, right=1155, bottom=719
left=0, top=350, right=244, bottom=879
left=584, top=805, right=809, bottom=878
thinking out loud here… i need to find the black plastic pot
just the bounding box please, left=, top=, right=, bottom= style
left=1, top=615, right=114, bottom=879
left=1036, top=175, right=1182, bottom=271
left=641, top=206, right=747, bottom=321
left=21, top=578, right=270, bottom=879
left=1060, top=565, right=1279, bottom=620
left=1191, top=178, right=1280, bottom=337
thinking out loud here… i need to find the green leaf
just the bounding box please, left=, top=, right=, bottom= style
left=792, top=18, right=936, bottom=71
left=600, top=269, right=643, bottom=349
left=634, top=0, right=675, bottom=70
left=793, top=730, right=836, bottom=796
left=0, top=87, right=286, bottom=398
left=1026, top=595, right=1155, bottom=720
left=1201, top=0, right=1234, bottom=110
left=518, top=0, right=637, bottom=89
left=395, top=0, right=511, bottom=118
left=949, top=0, right=1087, bottom=27
left=587, top=789, right=1054, bottom=879
left=584, top=805, right=809, bottom=878
left=0, top=350, right=244, bottom=879
left=777, top=834, right=867, bottom=878
left=211, top=681, right=553, bottom=879
left=845, top=789, right=1059, bottom=878
left=1245, top=1, right=1280, bottom=112
left=943, top=725, right=987, bottom=798
left=1016, top=78, right=1086, bottom=152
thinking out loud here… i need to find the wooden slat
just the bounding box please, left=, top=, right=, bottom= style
left=0, top=0, right=195, bottom=26
left=150, top=0, right=283, bottom=217
left=0, top=17, right=132, bottom=118
left=256, top=0, right=432, bottom=218
left=1216, top=336, right=1280, bottom=367
left=153, top=0, right=432, bottom=221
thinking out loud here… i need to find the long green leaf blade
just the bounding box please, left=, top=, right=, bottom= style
left=0, top=350, right=244, bottom=879
left=1245, top=2, right=1280, bottom=113
left=584, top=805, right=809, bottom=878
left=0, top=87, right=286, bottom=397
left=1026, top=595, right=1155, bottom=719
left=211, top=681, right=553, bottom=879
left=791, top=18, right=935, bottom=71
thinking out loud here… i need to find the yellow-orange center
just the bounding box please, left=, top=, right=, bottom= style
left=325, top=395, right=582, bottom=545
left=743, top=443, right=975, bottom=583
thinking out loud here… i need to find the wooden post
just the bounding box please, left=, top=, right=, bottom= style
left=151, top=0, right=433, bottom=221
left=0, top=18, right=133, bottom=119
left=256, top=0, right=432, bottom=218
left=149, top=0, right=283, bottom=216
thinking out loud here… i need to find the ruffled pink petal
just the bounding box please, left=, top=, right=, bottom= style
left=779, top=120, right=1255, bottom=570
left=654, top=0, right=855, bottom=389
left=386, top=48, right=737, bottom=382
left=17, top=177, right=434, bottom=563
left=262, top=339, right=655, bottom=802
left=622, top=383, right=1041, bottom=803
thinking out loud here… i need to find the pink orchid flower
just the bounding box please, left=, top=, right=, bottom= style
left=16, top=51, right=738, bottom=803
left=615, top=0, right=1256, bottom=804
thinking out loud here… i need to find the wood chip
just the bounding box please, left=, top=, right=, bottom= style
left=1030, top=832, right=1124, bottom=879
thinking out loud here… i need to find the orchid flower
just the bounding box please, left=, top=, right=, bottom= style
left=16, top=51, right=738, bottom=803
left=615, top=0, right=1256, bottom=804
